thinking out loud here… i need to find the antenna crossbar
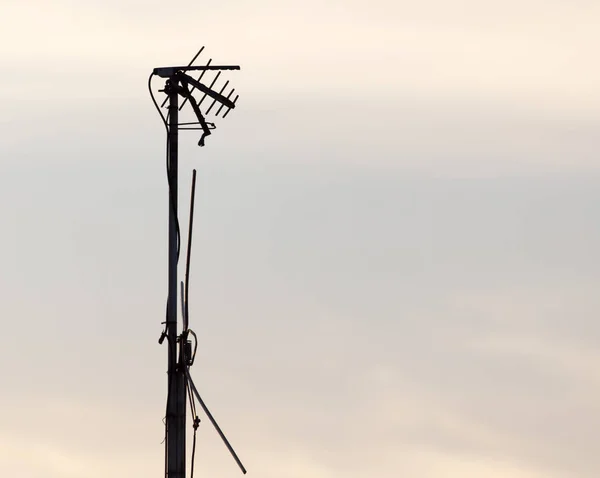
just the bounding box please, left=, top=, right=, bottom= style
left=154, top=65, right=240, bottom=77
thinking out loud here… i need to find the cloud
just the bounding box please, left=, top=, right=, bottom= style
left=3, top=0, right=600, bottom=110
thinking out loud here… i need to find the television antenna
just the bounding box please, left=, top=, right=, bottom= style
left=148, top=46, right=245, bottom=478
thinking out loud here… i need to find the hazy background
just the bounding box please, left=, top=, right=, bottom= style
left=1, top=1, right=600, bottom=477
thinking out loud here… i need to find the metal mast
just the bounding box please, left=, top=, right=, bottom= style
left=149, top=47, right=246, bottom=478
left=165, top=77, right=186, bottom=478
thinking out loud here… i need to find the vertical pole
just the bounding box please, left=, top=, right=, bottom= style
left=166, top=78, right=187, bottom=478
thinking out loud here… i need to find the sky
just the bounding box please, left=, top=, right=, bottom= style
left=1, top=1, right=600, bottom=477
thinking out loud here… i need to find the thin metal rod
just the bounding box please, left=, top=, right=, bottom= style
left=184, top=368, right=247, bottom=474
left=184, top=169, right=197, bottom=334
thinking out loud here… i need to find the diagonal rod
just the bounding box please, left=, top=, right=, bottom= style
left=184, top=368, right=247, bottom=474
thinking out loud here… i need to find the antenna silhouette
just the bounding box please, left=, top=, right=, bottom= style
left=148, top=47, right=245, bottom=478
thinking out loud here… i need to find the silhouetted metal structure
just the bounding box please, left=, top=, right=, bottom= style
left=148, top=47, right=246, bottom=478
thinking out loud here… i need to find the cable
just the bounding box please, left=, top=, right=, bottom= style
left=148, top=72, right=181, bottom=261
left=148, top=73, right=168, bottom=132
left=190, top=414, right=200, bottom=478
left=185, top=373, right=200, bottom=478
left=186, top=376, right=197, bottom=418
left=181, top=367, right=200, bottom=478
left=149, top=72, right=182, bottom=346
